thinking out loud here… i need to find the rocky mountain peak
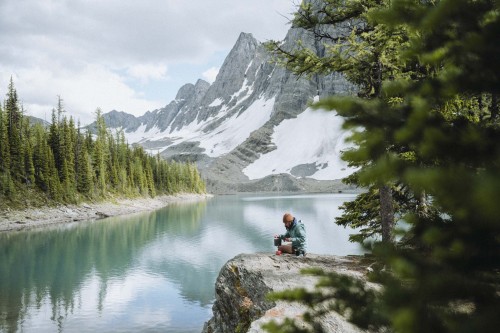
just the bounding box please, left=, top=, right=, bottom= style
left=175, top=83, right=195, bottom=101
left=234, top=32, right=258, bottom=52
left=195, top=78, right=210, bottom=89
left=98, top=110, right=141, bottom=131
left=194, top=79, right=210, bottom=99
left=207, top=32, right=260, bottom=99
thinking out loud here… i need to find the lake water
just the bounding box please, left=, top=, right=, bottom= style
left=0, top=193, right=362, bottom=333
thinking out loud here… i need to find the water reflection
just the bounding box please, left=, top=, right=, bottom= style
left=0, top=193, right=362, bottom=332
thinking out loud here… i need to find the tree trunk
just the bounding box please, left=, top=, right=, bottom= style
left=379, top=184, right=394, bottom=243
left=418, top=190, right=429, bottom=218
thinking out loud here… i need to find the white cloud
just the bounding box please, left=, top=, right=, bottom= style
left=1, top=64, right=165, bottom=124
left=202, top=67, right=220, bottom=84
left=0, top=0, right=297, bottom=123
left=127, top=63, right=169, bottom=84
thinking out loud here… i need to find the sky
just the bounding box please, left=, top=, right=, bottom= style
left=0, top=0, right=297, bottom=125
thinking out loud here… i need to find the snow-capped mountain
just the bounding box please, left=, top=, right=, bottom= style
left=98, top=29, right=358, bottom=193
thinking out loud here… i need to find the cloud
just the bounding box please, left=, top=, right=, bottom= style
left=1, top=64, right=165, bottom=124
left=127, top=64, right=169, bottom=84
left=0, top=0, right=296, bottom=123
left=202, top=67, right=220, bottom=84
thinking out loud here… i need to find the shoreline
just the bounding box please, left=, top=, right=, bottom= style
left=0, top=193, right=212, bottom=233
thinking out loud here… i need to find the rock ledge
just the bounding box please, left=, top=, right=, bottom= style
left=203, top=253, right=371, bottom=333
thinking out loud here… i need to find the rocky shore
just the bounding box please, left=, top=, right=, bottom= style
left=0, top=193, right=212, bottom=232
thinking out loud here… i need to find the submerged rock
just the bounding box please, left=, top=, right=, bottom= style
left=202, top=253, right=371, bottom=333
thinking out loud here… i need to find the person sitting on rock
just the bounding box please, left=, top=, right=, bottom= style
left=275, top=212, right=307, bottom=256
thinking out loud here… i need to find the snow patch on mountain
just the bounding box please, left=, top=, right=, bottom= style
left=243, top=101, right=355, bottom=180
left=124, top=96, right=275, bottom=158
left=126, top=124, right=164, bottom=144
left=198, top=96, right=274, bottom=156
left=209, top=98, right=224, bottom=107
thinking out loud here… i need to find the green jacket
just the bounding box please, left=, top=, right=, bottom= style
left=280, top=218, right=307, bottom=252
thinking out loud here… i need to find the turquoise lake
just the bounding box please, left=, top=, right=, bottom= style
left=0, top=193, right=363, bottom=332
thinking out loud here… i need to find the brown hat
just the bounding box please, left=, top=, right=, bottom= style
left=283, top=213, right=294, bottom=223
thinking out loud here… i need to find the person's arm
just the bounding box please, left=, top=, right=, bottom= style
left=290, top=224, right=306, bottom=247
left=274, top=232, right=288, bottom=240
left=279, top=229, right=292, bottom=240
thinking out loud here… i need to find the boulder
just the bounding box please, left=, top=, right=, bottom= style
left=202, top=253, right=371, bottom=333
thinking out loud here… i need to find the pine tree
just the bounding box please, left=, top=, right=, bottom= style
left=368, top=1, right=500, bottom=331
left=48, top=108, right=61, bottom=178
left=76, top=149, right=93, bottom=196
left=68, top=117, right=77, bottom=192
left=32, top=124, right=49, bottom=192
left=0, top=104, right=13, bottom=196
left=0, top=104, right=10, bottom=175
left=22, top=117, right=35, bottom=186
left=144, top=157, right=156, bottom=197
left=264, top=1, right=500, bottom=332
left=46, top=143, right=62, bottom=201
left=5, top=77, right=23, bottom=181
left=92, top=109, right=108, bottom=197
left=59, top=117, right=77, bottom=201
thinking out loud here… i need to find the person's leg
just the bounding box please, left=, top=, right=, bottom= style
left=278, top=244, right=293, bottom=254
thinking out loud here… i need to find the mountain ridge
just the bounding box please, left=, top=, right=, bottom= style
left=93, top=30, right=358, bottom=193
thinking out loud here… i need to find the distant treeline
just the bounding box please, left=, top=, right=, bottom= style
left=0, top=79, right=205, bottom=209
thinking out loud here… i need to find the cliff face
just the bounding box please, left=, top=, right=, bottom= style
left=202, top=253, right=370, bottom=333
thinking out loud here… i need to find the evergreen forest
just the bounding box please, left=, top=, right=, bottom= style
left=0, top=79, right=205, bottom=210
